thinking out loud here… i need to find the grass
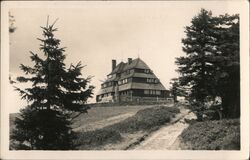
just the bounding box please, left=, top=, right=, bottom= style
left=71, top=105, right=154, bottom=129
left=74, top=106, right=180, bottom=149
left=105, top=106, right=180, bottom=133
left=9, top=104, right=179, bottom=150
left=73, top=129, right=122, bottom=150
left=179, top=118, right=240, bottom=150
left=10, top=105, right=154, bottom=131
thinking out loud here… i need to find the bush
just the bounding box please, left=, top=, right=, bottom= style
left=180, top=118, right=240, bottom=150
left=74, top=129, right=122, bottom=150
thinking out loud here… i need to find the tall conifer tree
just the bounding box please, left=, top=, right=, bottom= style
left=176, top=9, right=217, bottom=120
left=12, top=19, right=94, bottom=150
left=176, top=9, right=240, bottom=119
left=211, top=14, right=240, bottom=118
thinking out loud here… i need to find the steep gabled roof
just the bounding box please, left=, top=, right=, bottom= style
left=104, top=58, right=160, bottom=84
left=97, top=58, right=167, bottom=96
left=109, top=58, right=150, bottom=75
left=110, top=62, right=125, bottom=74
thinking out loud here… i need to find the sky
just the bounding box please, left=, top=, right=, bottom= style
left=8, top=1, right=242, bottom=113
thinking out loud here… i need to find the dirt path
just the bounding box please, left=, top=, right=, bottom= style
left=133, top=108, right=196, bottom=150
left=73, top=112, right=135, bottom=132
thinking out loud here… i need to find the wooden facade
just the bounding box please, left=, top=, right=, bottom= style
left=96, top=58, right=170, bottom=103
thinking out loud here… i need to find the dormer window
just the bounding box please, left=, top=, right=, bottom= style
left=144, top=69, right=152, bottom=74
left=144, top=69, right=149, bottom=73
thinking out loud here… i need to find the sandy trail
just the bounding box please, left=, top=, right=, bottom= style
left=134, top=108, right=196, bottom=150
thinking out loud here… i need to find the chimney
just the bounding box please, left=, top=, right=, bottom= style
left=112, top=59, right=116, bottom=71
left=128, top=58, right=132, bottom=64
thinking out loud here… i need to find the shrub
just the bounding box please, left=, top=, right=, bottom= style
left=180, top=118, right=240, bottom=150
left=74, top=129, right=122, bottom=150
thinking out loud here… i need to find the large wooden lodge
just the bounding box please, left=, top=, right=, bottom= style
left=96, top=58, right=170, bottom=103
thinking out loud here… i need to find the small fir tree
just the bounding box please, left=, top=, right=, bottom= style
left=11, top=19, right=94, bottom=150
left=169, top=78, right=189, bottom=104
left=169, top=78, right=181, bottom=103
left=170, top=80, right=178, bottom=103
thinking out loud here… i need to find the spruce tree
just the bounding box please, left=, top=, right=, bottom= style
left=211, top=14, right=240, bottom=118
left=176, top=9, right=240, bottom=119
left=176, top=9, right=217, bottom=120
left=11, top=19, right=94, bottom=150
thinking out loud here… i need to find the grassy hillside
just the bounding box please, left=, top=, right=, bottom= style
left=9, top=104, right=164, bottom=150
left=73, top=106, right=180, bottom=150
left=71, top=105, right=154, bottom=129
left=10, top=105, right=155, bottom=130
left=179, top=118, right=240, bottom=150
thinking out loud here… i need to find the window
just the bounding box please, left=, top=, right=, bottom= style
left=144, top=90, right=161, bottom=95
left=144, top=69, right=152, bottom=74
left=123, top=79, right=127, bottom=84
left=154, top=79, right=158, bottom=83
left=147, top=78, right=153, bottom=83
left=121, top=91, right=128, bottom=95
left=146, top=78, right=159, bottom=84
left=122, top=70, right=132, bottom=76
left=144, top=69, right=150, bottom=73
left=119, top=78, right=128, bottom=85
left=102, top=82, right=114, bottom=88
left=108, top=82, right=112, bottom=86
left=108, top=74, right=113, bottom=79
left=126, top=70, right=130, bottom=74
left=156, top=90, right=161, bottom=95
left=149, top=90, right=153, bottom=94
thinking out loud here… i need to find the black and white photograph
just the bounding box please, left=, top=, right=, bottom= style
left=1, top=1, right=249, bottom=159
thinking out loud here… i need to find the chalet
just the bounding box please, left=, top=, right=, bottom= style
left=96, top=58, right=170, bottom=103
